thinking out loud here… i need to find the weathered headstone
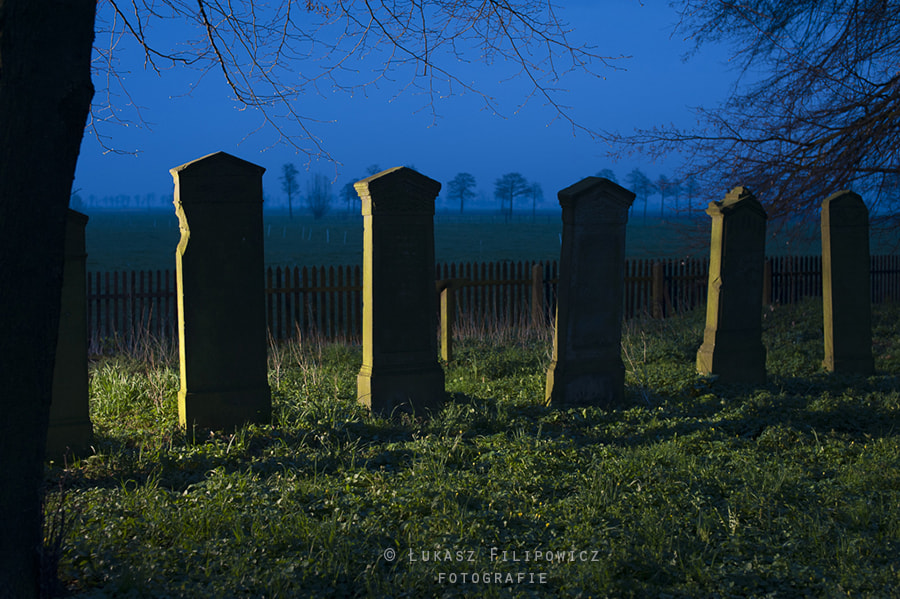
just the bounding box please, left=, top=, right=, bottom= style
left=355, top=167, right=445, bottom=415
left=171, top=151, right=271, bottom=430
left=47, top=209, right=93, bottom=458
left=696, top=186, right=767, bottom=384
left=545, top=177, right=635, bottom=407
left=822, top=190, right=874, bottom=374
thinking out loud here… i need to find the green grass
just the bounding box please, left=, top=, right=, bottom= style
left=47, top=300, right=900, bottom=597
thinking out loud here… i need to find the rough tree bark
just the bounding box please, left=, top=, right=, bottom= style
left=0, top=1, right=95, bottom=597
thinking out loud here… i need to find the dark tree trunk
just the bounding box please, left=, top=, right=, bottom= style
left=0, top=1, right=95, bottom=597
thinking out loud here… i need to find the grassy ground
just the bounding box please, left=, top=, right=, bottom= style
left=46, top=300, right=900, bottom=597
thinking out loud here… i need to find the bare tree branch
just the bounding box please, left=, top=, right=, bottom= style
left=95, top=0, right=624, bottom=166
left=613, top=0, right=900, bottom=235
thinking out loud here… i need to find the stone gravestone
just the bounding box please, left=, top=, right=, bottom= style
left=171, top=152, right=271, bottom=431
left=47, top=209, right=93, bottom=458
left=545, top=177, right=635, bottom=407
left=822, top=190, right=874, bottom=374
left=355, top=167, right=445, bottom=415
left=696, top=186, right=767, bottom=384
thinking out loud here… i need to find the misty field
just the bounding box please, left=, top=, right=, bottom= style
left=83, top=209, right=851, bottom=273
left=45, top=299, right=900, bottom=597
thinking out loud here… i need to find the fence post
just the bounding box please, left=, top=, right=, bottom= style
left=531, top=263, right=544, bottom=328
left=762, top=258, right=772, bottom=306
left=651, top=261, right=664, bottom=318
left=437, top=279, right=466, bottom=363
left=441, top=286, right=454, bottom=363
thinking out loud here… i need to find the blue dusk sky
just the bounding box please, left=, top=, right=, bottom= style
left=73, top=1, right=739, bottom=211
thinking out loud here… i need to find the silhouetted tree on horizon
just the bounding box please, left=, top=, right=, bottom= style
left=494, top=173, right=530, bottom=222
left=596, top=168, right=618, bottom=184
left=626, top=168, right=654, bottom=221
left=306, top=173, right=332, bottom=220
left=656, top=174, right=673, bottom=218
left=340, top=182, right=356, bottom=213
left=529, top=182, right=544, bottom=221
left=447, top=172, right=477, bottom=214
left=280, top=163, right=300, bottom=218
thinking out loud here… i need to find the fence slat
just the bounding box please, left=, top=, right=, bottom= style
left=85, top=254, right=899, bottom=344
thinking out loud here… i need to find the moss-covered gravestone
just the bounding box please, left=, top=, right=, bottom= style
left=355, top=167, right=445, bottom=415
left=47, top=209, right=92, bottom=458
left=822, top=190, right=874, bottom=374
left=171, top=152, right=271, bottom=431
left=545, top=177, right=635, bottom=407
left=696, top=186, right=767, bottom=384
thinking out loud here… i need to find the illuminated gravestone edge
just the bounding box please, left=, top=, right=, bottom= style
left=696, top=186, right=767, bottom=384
left=171, top=151, right=271, bottom=431
left=822, top=190, right=874, bottom=375
left=355, top=166, right=445, bottom=416
left=47, top=209, right=93, bottom=458
left=545, top=177, right=635, bottom=407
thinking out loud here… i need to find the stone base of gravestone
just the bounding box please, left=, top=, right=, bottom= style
left=178, top=389, right=272, bottom=432
left=357, top=367, right=446, bottom=415
left=47, top=209, right=93, bottom=458
left=546, top=356, right=625, bottom=407
left=696, top=337, right=767, bottom=383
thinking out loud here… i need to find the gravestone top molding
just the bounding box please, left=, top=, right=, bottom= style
left=67, top=208, right=89, bottom=226
left=170, top=152, right=267, bottom=205
left=170, top=151, right=267, bottom=178
left=706, top=186, right=767, bottom=219
left=354, top=166, right=442, bottom=215
left=558, top=176, right=636, bottom=209
left=822, top=190, right=868, bottom=227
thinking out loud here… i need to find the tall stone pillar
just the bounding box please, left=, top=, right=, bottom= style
left=171, top=152, right=271, bottom=431
left=355, top=167, right=445, bottom=415
left=47, top=209, right=93, bottom=458
left=545, top=177, right=635, bottom=407
left=696, top=186, right=767, bottom=384
left=822, top=190, right=874, bottom=374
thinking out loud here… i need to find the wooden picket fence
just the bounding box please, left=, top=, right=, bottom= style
left=86, top=255, right=900, bottom=345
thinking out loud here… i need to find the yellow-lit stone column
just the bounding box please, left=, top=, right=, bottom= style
left=356, top=167, right=445, bottom=415
left=696, top=186, right=767, bottom=384
left=171, top=152, right=271, bottom=431
left=545, top=177, right=635, bottom=407
left=822, top=190, right=874, bottom=374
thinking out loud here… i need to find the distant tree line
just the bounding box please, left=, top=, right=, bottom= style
left=619, top=168, right=700, bottom=220
left=75, top=166, right=696, bottom=218
left=71, top=192, right=173, bottom=210
left=278, top=162, right=341, bottom=220
left=440, top=168, right=698, bottom=218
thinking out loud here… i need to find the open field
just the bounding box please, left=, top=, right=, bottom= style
left=46, top=299, right=900, bottom=597
left=82, top=209, right=899, bottom=273
left=84, top=210, right=702, bottom=273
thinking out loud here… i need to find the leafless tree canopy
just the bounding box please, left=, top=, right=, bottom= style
left=614, top=0, right=900, bottom=230
left=96, top=0, right=621, bottom=162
